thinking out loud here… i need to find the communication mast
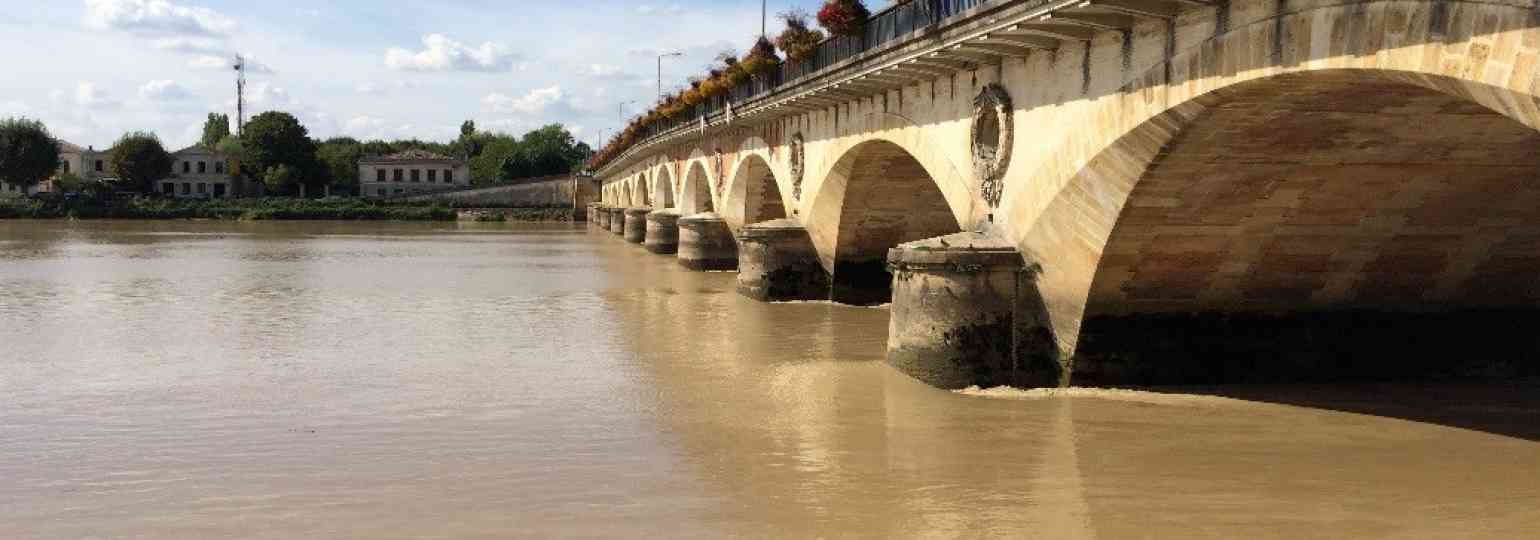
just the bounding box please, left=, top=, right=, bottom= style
left=233, top=55, right=246, bottom=136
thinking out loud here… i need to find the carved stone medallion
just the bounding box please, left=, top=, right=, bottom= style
left=971, top=84, right=1014, bottom=209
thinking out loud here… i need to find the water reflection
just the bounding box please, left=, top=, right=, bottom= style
left=0, top=220, right=1535, bottom=538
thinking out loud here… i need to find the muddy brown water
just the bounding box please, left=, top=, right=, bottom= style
left=1, top=220, right=1536, bottom=538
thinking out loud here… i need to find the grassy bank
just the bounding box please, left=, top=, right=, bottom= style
left=0, top=198, right=459, bottom=221
left=463, top=208, right=577, bottom=222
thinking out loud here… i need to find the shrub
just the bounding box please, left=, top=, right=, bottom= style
left=776, top=9, right=825, bottom=63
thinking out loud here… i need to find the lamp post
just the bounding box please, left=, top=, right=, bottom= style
left=619, top=100, right=636, bottom=125
left=657, top=51, right=682, bottom=101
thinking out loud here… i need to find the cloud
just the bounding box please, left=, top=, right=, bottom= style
left=188, top=54, right=273, bottom=73
left=385, top=34, right=517, bottom=72
left=636, top=4, right=684, bottom=16
left=138, top=79, right=192, bottom=101
left=151, top=36, right=225, bottom=55
left=583, top=64, right=632, bottom=81
left=84, top=0, right=236, bottom=36
left=70, top=82, right=123, bottom=109
left=482, top=85, right=563, bottom=114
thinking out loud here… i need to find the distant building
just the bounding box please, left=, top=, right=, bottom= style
left=358, top=150, right=469, bottom=198
left=2, top=140, right=108, bottom=198
left=157, top=144, right=236, bottom=198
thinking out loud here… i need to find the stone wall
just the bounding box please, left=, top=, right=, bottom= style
left=396, top=176, right=598, bottom=218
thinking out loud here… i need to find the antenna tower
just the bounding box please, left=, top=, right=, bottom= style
left=234, top=55, right=246, bottom=136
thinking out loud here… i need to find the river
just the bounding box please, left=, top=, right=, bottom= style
left=1, top=220, right=1536, bottom=538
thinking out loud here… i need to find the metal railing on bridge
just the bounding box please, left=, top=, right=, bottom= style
left=605, top=0, right=999, bottom=170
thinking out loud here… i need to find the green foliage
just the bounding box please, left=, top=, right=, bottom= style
left=470, top=134, right=520, bottom=185
left=240, top=111, right=318, bottom=194
left=0, top=118, right=61, bottom=190
left=53, top=171, right=84, bottom=192
left=776, top=9, right=825, bottom=63
left=0, top=197, right=457, bottom=221
left=200, top=113, right=230, bottom=149
left=262, top=164, right=294, bottom=192
left=108, top=131, right=173, bottom=193
left=316, top=137, right=364, bottom=193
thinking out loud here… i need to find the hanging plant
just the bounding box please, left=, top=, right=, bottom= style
left=741, top=36, right=781, bottom=77
left=776, top=9, right=825, bottom=63
left=817, top=0, right=870, bottom=38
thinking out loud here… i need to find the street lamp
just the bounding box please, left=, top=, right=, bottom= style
left=619, top=100, right=637, bottom=125
left=657, top=51, right=682, bottom=101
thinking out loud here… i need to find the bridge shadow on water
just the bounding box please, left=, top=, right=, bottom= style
left=1134, top=379, right=1540, bottom=442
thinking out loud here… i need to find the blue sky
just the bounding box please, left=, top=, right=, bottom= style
left=0, top=0, right=833, bottom=150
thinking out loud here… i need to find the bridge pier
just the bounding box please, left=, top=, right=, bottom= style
left=736, top=219, right=830, bottom=302
left=644, top=210, right=681, bottom=254
left=623, top=208, right=649, bottom=244
left=677, top=213, right=738, bottom=271
left=595, top=206, right=612, bottom=230
left=886, top=232, right=1059, bottom=390
left=607, top=207, right=625, bottom=235
left=587, top=204, right=600, bottom=225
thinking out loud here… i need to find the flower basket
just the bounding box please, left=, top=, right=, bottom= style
left=817, top=0, right=870, bottom=38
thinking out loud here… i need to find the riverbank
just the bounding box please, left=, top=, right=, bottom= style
left=0, top=198, right=576, bottom=222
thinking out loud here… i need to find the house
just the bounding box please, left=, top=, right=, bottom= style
left=358, top=150, right=469, bottom=198
left=157, top=144, right=236, bottom=198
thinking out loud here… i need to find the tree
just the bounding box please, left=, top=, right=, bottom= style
left=0, top=118, right=61, bottom=191
left=108, top=131, right=173, bottom=193
left=316, top=137, right=364, bottom=195
left=240, top=111, right=318, bottom=196
left=53, top=171, right=84, bottom=193
left=262, top=164, right=295, bottom=193
left=518, top=124, right=592, bottom=178
left=469, top=134, right=519, bottom=185
left=200, top=113, right=230, bottom=149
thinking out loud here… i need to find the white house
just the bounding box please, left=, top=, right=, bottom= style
left=358, top=150, right=469, bottom=198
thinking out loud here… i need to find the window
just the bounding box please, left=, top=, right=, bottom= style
left=162, top=183, right=174, bottom=194
left=393, top=169, right=403, bottom=182
left=428, top=169, right=437, bottom=183
left=377, top=188, right=386, bottom=196
left=410, top=169, right=420, bottom=183
left=197, top=183, right=207, bottom=194
left=376, top=170, right=386, bottom=183
left=181, top=183, right=191, bottom=195
left=95, top=160, right=103, bottom=172
left=444, top=170, right=454, bottom=184
left=183, top=161, right=191, bottom=174
left=61, top=161, right=70, bottom=173
left=215, top=162, right=224, bottom=174
left=394, top=188, right=403, bottom=194
left=198, top=162, right=207, bottom=174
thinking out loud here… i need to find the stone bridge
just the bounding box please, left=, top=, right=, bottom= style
left=592, top=0, right=1540, bottom=389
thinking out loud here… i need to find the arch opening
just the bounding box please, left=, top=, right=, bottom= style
left=1070, top=72, right=1540, bottom=386
left=728, top=154, right=787, bottom=229
left=683, top=161, right=715, bottom=214
left=821, top=140, right=962, bottom=305
left=656, top=167, right=676, bottom=210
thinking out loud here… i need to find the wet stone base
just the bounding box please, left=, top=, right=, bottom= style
left=1072, top=309, right=1540, bottom=386
left=679, top=257, right=738, bottom=271
left=831, top=259, right=893, bottom=306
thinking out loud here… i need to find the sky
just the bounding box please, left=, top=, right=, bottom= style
left=0, top=0, right=834, bottom=151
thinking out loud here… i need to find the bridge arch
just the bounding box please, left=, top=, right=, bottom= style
left=723, top=153, right=788, bottom=232
left=682, top=160, right=715, bottom=215
left=809, top=139, right=964, bottom=305
left=1014, top=53, right=1540, bottom=385
left=652, top=165, right=675, bottom=210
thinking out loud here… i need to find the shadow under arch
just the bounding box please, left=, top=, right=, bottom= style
left=622, top=181, right=635, bottom=207
left=724, top=153, right=787, bottom=232
left=1016, top=69, right=1540, bottom=390
left=809, top=139, right=963, bottom=305
left=682, top=161, right=715, bottom=215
